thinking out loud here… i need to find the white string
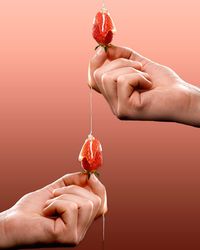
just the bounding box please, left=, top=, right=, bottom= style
left=89, top=86, right=93, bottom=135
left=102, top=0, right=107, bottom=10
left=102, top=213, right=105, bottom=249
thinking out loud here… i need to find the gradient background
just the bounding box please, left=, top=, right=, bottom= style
left=0, top=0, right=200, bottom=249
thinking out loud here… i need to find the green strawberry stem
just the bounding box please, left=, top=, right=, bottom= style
left=82, top=170, right=100, bottom=179
left=95, top=44, right=111, bottom=52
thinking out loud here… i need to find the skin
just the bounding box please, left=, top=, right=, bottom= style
left=0, top=172, right=107, bottom=248
left=89, top=45, right=200, bottom=127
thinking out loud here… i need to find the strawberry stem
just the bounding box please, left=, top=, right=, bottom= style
left=95, top=45, right=101, bottom=50
left=82, top=170, right=100, bottom=179
left=95, top=44, right=111, bottom=53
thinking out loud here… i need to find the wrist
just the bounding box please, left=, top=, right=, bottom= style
left=177, top=81, right=200, bottom=127
left=0, top=211, right=9, bottom=248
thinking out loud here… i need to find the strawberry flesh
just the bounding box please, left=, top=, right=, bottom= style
left=79, top=135, right=103, bottom=173
left=92, top=9, right=116, bottom=46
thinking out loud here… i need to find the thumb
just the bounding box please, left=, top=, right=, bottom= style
left=88, top=174, right=107, bottom=214
left=88, top=47, right=107, bottom=92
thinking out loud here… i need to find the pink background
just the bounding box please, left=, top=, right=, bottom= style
left=0, top=0, right=200, bottom=249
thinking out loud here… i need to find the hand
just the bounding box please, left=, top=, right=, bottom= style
left=0, top=172, right=107, bottom=248
left=89, top=45, right=200, bottom=127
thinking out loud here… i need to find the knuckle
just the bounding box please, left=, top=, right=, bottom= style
left=66, top=185, right=76, bottom=192
left=143, top=72, right=150, bottom=79
left=116, top=58, right=129, bottom=65
left=68, top=202, right=78, bottom=212
left=127, top=66, right=137, bottom=72
left=117, top=75, right=126, bottom=84
left=138, top=72, right=148, bottom=81
left=48, top=222, right=67, bottom=243
left=59, top=194, right=68, bottom=200
left=83, top=200, right=94, bottom=211
left=67, top=233, right=79, bottom=246
left=134, top=73, right=141, bottom=80
left=102, top=73, right=113, bottom=84
left=96, top=182, right=107, bottom=197
left=117, top=104, right=128, bottom=120
left=59, top=231, right=79, bottom=246
left=133, top=61, right=142, bottom=68
left=93, top=195, right=102, bottom=210
left=93, top=69, right=101, bottom=82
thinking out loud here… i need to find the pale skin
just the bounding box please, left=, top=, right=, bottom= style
left=0, top=172, right=107, bottom=248
left=89, top=45, right=200, bottom=127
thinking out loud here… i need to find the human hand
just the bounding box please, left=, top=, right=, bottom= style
left=89, top=45, right=200, bottom=127
left=0, top=172, right=107, bottom=248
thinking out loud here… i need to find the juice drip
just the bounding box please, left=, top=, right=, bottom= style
left=102, top=213, right=105, bottom=249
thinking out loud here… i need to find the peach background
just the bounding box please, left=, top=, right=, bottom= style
left=0, top=0, right=200, bottom=249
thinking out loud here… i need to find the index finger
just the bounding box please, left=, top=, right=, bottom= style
left=45, top=172, right=88, bottom=192
left=107, top=45, right=152, bottom=68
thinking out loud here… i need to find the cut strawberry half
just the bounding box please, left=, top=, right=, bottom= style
left=92, top=8, right=116, bottom=52
left=79, top=134, right=103, bottom=178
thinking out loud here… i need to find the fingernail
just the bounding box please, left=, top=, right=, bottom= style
left=96, top=47, right=104, bottom=56
left=90, top=173, right=98, bottom=182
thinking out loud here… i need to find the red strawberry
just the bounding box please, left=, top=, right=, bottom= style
left=79, top=134, right=103, bottom=178
left=92, top=8, right=116, bottom=51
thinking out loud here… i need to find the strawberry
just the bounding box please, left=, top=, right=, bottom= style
left=79, top=134, right=103, bottom=178
left=92, top=8, right=116, bottom=52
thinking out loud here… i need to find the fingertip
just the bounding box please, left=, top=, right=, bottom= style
left=90, top=47, right=107, bottom=68
left=88, top=173, right=99, bottom=184
left=52, top=188, right=61, bottom=196
left=132, top=61, right=143, bottom=70
left=96, top=46, right=106, bottom=56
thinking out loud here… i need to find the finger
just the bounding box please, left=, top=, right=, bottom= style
left=103, top=67, right=150, bottom=82
left=43, top=200, right=78, bottom=245
left=102, top=67, right=150, bottom=114
left=52, top=185, right=101, bottom=218
left=89, top=47, right=107, bottom=92
left=45, top=194, right=94, bottom=242
left=107, top=45, right=152, bottom=68
left=47, top=172, right=107, bottom=216
left=117, top=73, right=152, bottom=109
left=93, top=59, right=143, bottom=110
left=94, top=58, right=142, bottom=88
left=101, top=67, right=148, bottom=114
left=88, top=174, right=107, bottom=215
left=46, top=172, right=88, bottom=192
